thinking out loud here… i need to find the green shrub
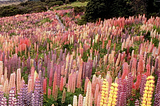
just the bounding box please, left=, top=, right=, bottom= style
left=74, top=6, right=86, bottom=15
left=152, top=38, right=159, bottom=47
left=47, top=1, right=63, bottom=8
left=45, top=0, right=56, bottom=3
left=78, top=0, right=86, bottom=2
left=0, top=1, right=48, bottom=17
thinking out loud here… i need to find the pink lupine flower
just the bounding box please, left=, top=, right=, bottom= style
left=4, top=67, right=7, bottom=81
left=122, top=62, right=129, bottom=79
left=49, top=68, right=53, bottom=87
left=9, top=72, right=15, bottom=91
left=77, top=61, right=83, bottom=88
left=52, top=71, right=57, bottom=95
left=91, top=75, right=97, bottom=95
left=137, top=55, right=144, bottom=75
left=145, top=64, right=151, bottom=76
left=96, top=93, right=101, bottom=106
left=84, top=77, right=89, bottom=94
left=28, top=78, right=32, bottom=92
left=3, top=78, right=8, bottom=94
left=17, top=68, right=21, bottom=92
left=0, top=61, right=3, bottom=83
left=48, top=88, right=51, bottom=98
left=78, top=94, right=83, bottom=106
left=94, top=84, right=99, bottom=105
left=131, top=58, right=137, bottom=79
left=85, top=81, right=92, bottom=106
left=106, top=71, right=112, bottom=92
left=62, top=89, right=66, bottom=103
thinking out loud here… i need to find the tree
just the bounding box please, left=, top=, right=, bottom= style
left=84, top=0, right=113, bottom=22
left=84, top=0, right=160, bottom=23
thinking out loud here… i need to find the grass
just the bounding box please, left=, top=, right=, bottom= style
left=53, top=1, right=88, bottom=10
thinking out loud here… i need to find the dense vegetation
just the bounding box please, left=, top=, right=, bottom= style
left=0, top=1, right=63, bottom=17
left=84, top=0, right=160, bottom=22
left=0, top=1, right=160, bottom=106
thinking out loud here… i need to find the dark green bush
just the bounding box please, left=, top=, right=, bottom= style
left=74, top=6, right=86, bottom=15
left=45, top=0, right=56, bottom=3
left=84, top=0, right=160, bottom=23
left=47, top=1, right=63, bottom=8
left=78, top=0, right=86, bottom=2
left=0, top=1, right=48, bottom=17
left=0, top=6, right=25, bottom=17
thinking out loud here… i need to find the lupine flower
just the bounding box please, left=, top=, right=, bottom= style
left=78, top=94, right=83, bottom=106
left=85, top=81, right=92, bottom=106
left=108, top=83, right=118, bottom=106
left=122, top=62, right=129, bottom=79
left=61, top=89, right=66, bottom=104
left=48, top=88, right=51, bottom=98
left=100, top=79, right=109, bottom=106
left=17, top=68, right=21, bottom=92
left=73, top=95, right=77, bottom=106
left=60, top=76, right=64, bottom=91
left=141, top=76, right=155, bottom=106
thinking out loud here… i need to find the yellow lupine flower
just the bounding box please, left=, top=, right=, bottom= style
left=100, top=79, right=109, bottom=106
left=108, top=82, right=118, bottom=106
left=141, top=75, right=154, bottom=106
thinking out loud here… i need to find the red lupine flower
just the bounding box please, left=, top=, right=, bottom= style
left=60, top=76, right=63, bottom=91
left=43, top=78, right=47, bottom=94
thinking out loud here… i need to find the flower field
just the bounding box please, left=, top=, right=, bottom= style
left=0, top=8, right=160, bottom=106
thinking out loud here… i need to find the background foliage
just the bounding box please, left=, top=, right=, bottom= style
left=84, top=0, right=160, bottom=22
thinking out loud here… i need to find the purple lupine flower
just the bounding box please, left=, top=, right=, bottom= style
left=33, top=59, right=37, bottom=70
left=8, top=88, right=16, bottom=105
left=32, top=93, right=35, bottom=106
left=1, top=97, right=7, bottom=106
left=57, top=65, right=61, bottom=87
left=42, top=66, right=46, bottom=77
left=117, top=78, right=123, bottom=106
left=34, top=78, right=42, bottom=106
left=17, top=92, right=23, bottom=106
left=140, top=75, right=147, bottom=96
left=13, top=97, right=17, bottom=105
left=44, top=53, right=47, bottom=67
left=156, top=73, right=160, bottom=94
left=49, top=68, right=53, bottom=87
left=118, top=92, right=126, bottom=106
left=47, top=59, right=51, bottom=78
left=59, top=49, right=63, bottom=61
left=127, top=72, right=133, bottom=98
left=27, top=57, right=30, bottom=72
left=18, top=57, right=21, bottom=69
left=154, top=91, right=160, bottom=106
left=154, top=58, right=159, bottom=74
left=122, top=79, right=128, bottom=92
left=26, top=91, right=32, bottom=106
left=0, top=90, right=4, bottom=105
left=82, top=62, right=86, bottom=79
left=21, top=83, right=28, bottom=105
